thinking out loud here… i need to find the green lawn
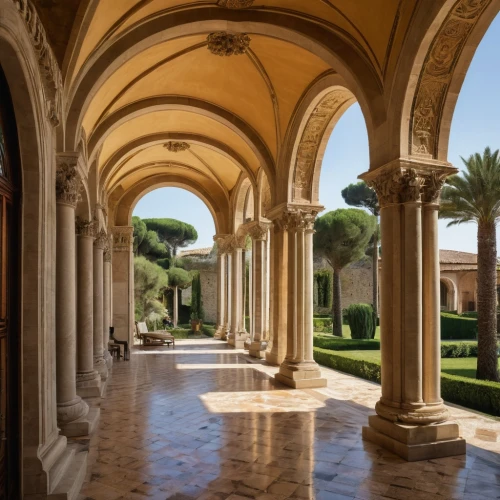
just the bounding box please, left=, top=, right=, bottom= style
left=329, top=349, right=500, bottom=379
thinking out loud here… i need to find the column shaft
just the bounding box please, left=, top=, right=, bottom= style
left=103, top=255, right=113, bottom=370
left=229, top=247, right=246, bottom=347
left=249, top=237, right=266, bottom=358
left=214, top=252, right=226, bottom=339
left=225, top=253, right=232, bottom=337
left=93, top=231, right=108, bottom=381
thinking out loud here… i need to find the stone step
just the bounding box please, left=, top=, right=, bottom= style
left=48, top=446, right=87, bottom=500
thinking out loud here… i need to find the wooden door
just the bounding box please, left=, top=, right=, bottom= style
left=0, top=65, right=20, bottom=500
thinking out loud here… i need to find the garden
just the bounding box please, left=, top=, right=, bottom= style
left=312, top=303, right=500, bottom=417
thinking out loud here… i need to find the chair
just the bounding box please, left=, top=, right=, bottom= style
left=135, top=322, right=175, bottom=348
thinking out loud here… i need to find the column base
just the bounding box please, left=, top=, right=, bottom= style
left=228, top=331, right=248, bottom=349
left=275, top=361, right=327, bottom=389
left=93, top=356, right=108, bottom=381
left=59, top=407, right=100, bottom=438
left=249, top=341, right=268, bottom=359
left=214, top=325, right=226, bottom=340
left=362, top=415, right=466, bottom=462
left=76, top=371, right=102, bottom=399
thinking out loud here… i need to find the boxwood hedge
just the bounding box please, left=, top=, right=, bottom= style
left=313, top=347, right=500, bottom=416
left=441, top=312, right=477, bottom=340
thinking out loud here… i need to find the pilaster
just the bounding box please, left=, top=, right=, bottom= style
left=360, top=158, right=465, bottom=460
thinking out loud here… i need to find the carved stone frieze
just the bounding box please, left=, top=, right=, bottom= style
left=293, top=90, right=349, bottom=201
left=10, top=0, right=63, bottom=126
left=207, top=32, right=251, bottom=56
left=217, top=0, right=254, bottom=8
left=164, top=141, right=190, bottom=153
left=410, top=0, right=491, bottom=157
left=75, top=217, right=96, bottom=238
left=112, top=226, right=134, bottom=252
left=56, top=155, right=81, bottom=207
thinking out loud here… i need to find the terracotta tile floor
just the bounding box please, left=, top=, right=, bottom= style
left=77, top=340, right=500, bottom=500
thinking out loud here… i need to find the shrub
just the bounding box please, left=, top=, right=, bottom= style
left=346, top=303, right=375, bottom=339
left=313, top=318, right=333, bottom=332
left=441, top=342, right=478, bottom=358
left=313, top=348, right=500, bottom=416
left=441, top=312, right=477, bottom=340
left=169, top=328, right=191, bottom=339
left=313, top=336, right=380, bottom=351
left=202, top=325, right=216, bottom=337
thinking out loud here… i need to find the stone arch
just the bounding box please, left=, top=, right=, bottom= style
left=403, top=0, right=500, bottom=160
left=112, top=175, right=228, bottom=235
left=440, top=276, right=458, bottom=311
left=0, top=1, right=63, bottom=492
left=65, top=11, right=386, bottom=153
left=87, top=97, right=269, bottom=187
left=283, top=74, right=358, bottom=205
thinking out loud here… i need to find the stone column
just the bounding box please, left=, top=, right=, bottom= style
left=225, top=252, right=232, bottom=339
left=275, top=207, right=326, bottom=388
left=360, top=160, right=465, bottom=461
left=214, top=250, right=227, bottom=340
left=55, top=155, right=98, bottom=437
left=248, top=221, right=272, bottom=358
left=228, top=236, right=247, bottom=348
left=112, top=226, right=135, bottom=343
left=266, top=211, right=288, bottom=366
left=264, top=231, right=271, bottom=339
left=103, top=245, right=113, bottom=370
left=93, top=229, right=108, bottom=382
left=241, top=248, right=248, bottom=337
left=75, top=217, right=101, bottom=398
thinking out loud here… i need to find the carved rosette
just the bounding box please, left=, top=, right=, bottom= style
left=411, top=0, right=491, bottom=157
left=207, top=32, right=251, bottom=56
left=217, top=0, right=254, bottom=8
left=365, top=166, right=452, bottom=207
left=56, top=156, right=81, bottom=207
left=94, top=229, right=108, bottom=250
left=164, top=141, right=190, bottom=153
left=112, top=227, right=134, bottom=252
left=10, top=0, right=63, bottom=126
left=75, top=217, right=96, bottom=238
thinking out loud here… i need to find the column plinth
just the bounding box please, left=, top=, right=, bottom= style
left=55, top=156, right=99, bottom=437
left=274, top=208, right=326, bottom=388
left=75, top=220, right=101, bottom=399
left=360, top=160, right=465, bottom=461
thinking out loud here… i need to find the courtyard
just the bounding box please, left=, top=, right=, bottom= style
left=78, top=341, right=500, bottom=500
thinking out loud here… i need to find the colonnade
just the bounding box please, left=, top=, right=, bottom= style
left=55, top=154, right=113, bottom=437
left=211, top=161, right=466, bottom=460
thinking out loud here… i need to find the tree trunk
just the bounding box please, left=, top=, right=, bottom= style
left=372, top=229, right=379, bottom=317
left=173, top=285, right=179, bottom=328
left=333, top=269, right=342, bottom=337
left=476, top=221, right=499, bottom=381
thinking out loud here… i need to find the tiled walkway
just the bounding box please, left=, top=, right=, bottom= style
left=78, top=340, right=500, bottom=500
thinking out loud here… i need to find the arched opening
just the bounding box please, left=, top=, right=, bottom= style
left=0, top=63, right=21, bottom=500
left=440, top=277, right=458, bottom=312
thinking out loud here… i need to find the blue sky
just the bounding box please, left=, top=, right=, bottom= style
left=134, top=14, right=500, bottom=253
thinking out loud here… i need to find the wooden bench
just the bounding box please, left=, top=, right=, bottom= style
left=136, top=322, right=175, bottom=348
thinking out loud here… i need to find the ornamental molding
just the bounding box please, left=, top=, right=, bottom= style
left=56, top=154, right=81, bottom=207
left=243, top=220, right=272, bottom=241
left=10, top=0, right=63, bottom=127
left=293, top=90, right=350, bottom=202
left=410, top=0, right=491, bottom=157
left=217, top=0, right=254, bottom=8
left=112, top=226, right=134, bottom=252
left=164, top=141, right=190, bottom=153
left=75, top=217, right=96, bottom=238
left=207, top=32, right=251, bottom=56
left=360, top=161, right=457, bottom=207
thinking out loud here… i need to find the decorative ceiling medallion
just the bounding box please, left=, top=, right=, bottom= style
left=207, top=32, right=251, bottom=56
left=217, top=0, right=254, bottom=8
left=164, top=141, right=190, bottom=153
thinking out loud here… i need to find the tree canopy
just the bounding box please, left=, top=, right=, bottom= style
left=341, top=181, right=379, bottom=216
left=134, top=256, right=169, bottom=320
left=314, top=209, right=376, bottom=271
left=133, top=217, right=170, bottom=260
left=167, top=267, right=192, bottom=288
left=143, top=218, right=198, bottom=256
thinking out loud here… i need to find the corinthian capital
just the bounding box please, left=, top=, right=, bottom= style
left=112, top=226, right=134, bottom=252
left=56, top=153, right=81, bottom=206
left=94, top=229, right=108, bottom=250
left=75, top=217, right=96, bottom=237
left=360, top=160, right=457, bottom=208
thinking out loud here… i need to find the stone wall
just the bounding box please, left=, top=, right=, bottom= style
left=181, top=270, right=217, bottom=323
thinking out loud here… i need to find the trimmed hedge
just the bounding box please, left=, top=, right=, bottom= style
left=441, top=342, right=478, bottom=358
left=346, top=303, right=376, bottom=339
left=313, top=347, right=500, bottom=416
left=202, top=325, right=216, bottom=337
left=441, top=312, right=477, bottom=340
left=313, top=336, right=380, bottom=351
left=169, top=328, right=191, bottom=339
left=313, top=318, right=333, bottom=332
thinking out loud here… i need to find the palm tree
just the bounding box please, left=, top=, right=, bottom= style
left=440, top=147, right=500, bottom=382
